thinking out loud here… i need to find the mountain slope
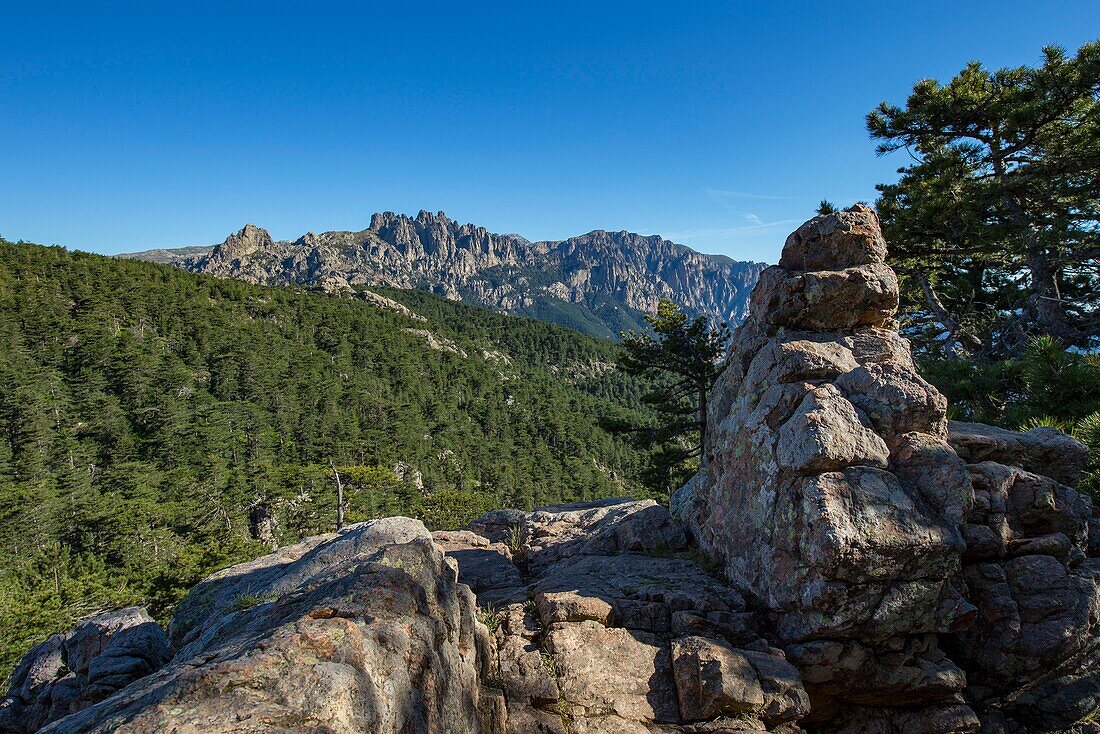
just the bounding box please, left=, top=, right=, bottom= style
left=115, top=245, right=213, bottom=264
left=128, top=212, right=765, bottom=339
left=0, top=238, right=657, bottom=681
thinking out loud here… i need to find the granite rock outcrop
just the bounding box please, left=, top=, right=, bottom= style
left=673, top=204, right=1098, bottom=733
left=7, top=501, right=810, bottom=734
left=9, top=518, right=496, bottom=734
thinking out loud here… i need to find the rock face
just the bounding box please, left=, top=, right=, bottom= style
left=436, top=498, right=809, bottom=733
left=124, top=212, right=765, bottom=339
left=673, top=204, right=1099, bottom=732
left=0, top=608, right=172, bottom=733
left=7, top=487, right=1093, bottom=734
left=9, top=501, right=806, bottom=734
left=948, top=460, right=1098, bottom=732
left=10, top=517, right=497, bottom=734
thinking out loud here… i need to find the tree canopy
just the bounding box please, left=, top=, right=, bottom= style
left=865, top=38, right=1100, bottom=505
left=606, top=299, right=729, bottom=494
left=868, top=41, right=1100, bottom=358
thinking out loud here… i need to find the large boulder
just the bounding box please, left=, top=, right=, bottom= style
left=779, top=204, right=888, bottom=272
left=674, top=205, right=1099, bottom=732
left=32, top=517, right=498, bottom=734
left=0, top=608, right=172, bottom=733
left=948, top=420, right=1089, bottom=486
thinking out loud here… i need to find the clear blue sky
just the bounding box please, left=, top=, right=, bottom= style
left=2, top=2, right=1097, bottom=263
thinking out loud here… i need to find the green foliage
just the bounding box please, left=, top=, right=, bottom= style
left=505, top=523, right=526, bottom=554
left=476, top=605, right=503, bottom=634
left=921, top=337, right=1100, bottom=497
left=0, top=239, right=658, bottom=684
left=1074, top=411, right=1100, bottom=452
left=1073, top=412, right=1100, bottom=497
left=1017, top=415, right=1069, bottom=431
left=0, top=547, right=141, bottom=686
left=607, top=300, right=729, bottom=493
left=415, top=488, right=502, bottom=531
left=869, top=40, right=1100, bottom=358
left=233, top=592, right=276, bottom=611
left=924, top=337, right=1100, bottom=423
left=333, top=464, right=405, bottom=524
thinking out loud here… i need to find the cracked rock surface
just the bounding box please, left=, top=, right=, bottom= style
left=437, top=498, right=808, bottom=734
left=673, top=204, right=1099, bottom=733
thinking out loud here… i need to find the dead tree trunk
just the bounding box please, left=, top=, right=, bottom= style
left=330, top=460, right=346, bottom=530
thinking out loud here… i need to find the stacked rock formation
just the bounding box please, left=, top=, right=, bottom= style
left=673, top=204, right=1099, bottom=732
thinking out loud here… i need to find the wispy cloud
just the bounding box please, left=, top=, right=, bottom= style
left=743, top=212, right=763, bottom=225
left=706, top=187, right=878, bottom=209
left=664, top=218, right=801, bottom=242
left=705, top=187, right=808, bottom=204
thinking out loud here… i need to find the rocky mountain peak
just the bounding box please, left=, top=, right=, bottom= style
left=416, top=209, right=449, bottom=224
left=294, top=231, right=320, bottom=248
left=210, top=223, right=274, bottom=262
left=132, top=212, right=765, bottom=338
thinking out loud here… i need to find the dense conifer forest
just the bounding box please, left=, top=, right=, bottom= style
left=0, top=239, right=658, bottom=681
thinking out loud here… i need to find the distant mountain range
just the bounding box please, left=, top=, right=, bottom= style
left=122, top=211, right=766, bottom=338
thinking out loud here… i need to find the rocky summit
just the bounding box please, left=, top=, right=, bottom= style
left=7, top=207, right=1098, bottom=734
left=122, top=211, right=765, bottom=339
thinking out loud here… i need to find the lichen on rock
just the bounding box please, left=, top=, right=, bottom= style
left=673, top=203, right=1099, bottom=733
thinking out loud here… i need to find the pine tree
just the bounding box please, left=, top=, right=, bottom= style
left=868, top=41, right=1100, bottom=358
left=608, top=300, right=729, bottom=493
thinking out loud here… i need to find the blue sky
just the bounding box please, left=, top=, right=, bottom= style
left=2, top=2, right=1097, bottom=263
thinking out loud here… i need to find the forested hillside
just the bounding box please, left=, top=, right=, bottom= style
left=0, top=239, right=656, bottom=682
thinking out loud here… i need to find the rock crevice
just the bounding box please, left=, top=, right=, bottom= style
left=673, top=204, right=1098, bottom=733
left=437, top=498, right=809, bottom=733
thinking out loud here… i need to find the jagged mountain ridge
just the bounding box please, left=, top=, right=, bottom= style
left=132, top=211, right=765, bottom=338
